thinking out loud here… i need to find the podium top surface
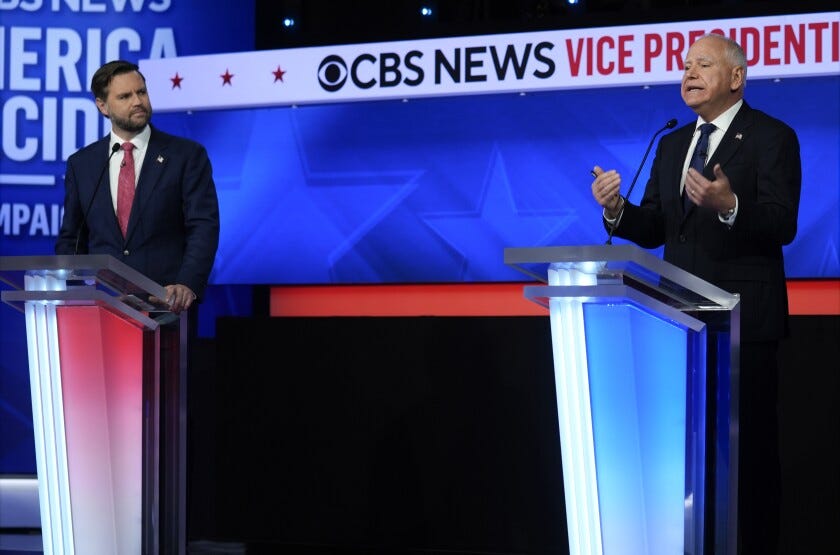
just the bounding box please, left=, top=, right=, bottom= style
left=504, top=244, right=739, bottom=312
left=0, top=254, right=170, bottom=315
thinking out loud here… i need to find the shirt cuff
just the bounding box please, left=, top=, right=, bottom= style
left=718, top=194, right=739, bottom=226
left=603, top=198, right=625, bottom=228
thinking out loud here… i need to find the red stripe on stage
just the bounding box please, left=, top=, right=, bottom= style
left=269, top=280, right=840, bottom=317
left=269, top=283, right=546, bottom=316
left=787, top=279, right=840, bottom=316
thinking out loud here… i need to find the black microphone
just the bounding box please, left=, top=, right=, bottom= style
left=605, top=118, right=677, bottom=245
left=74, top=142, right=121, bottom=255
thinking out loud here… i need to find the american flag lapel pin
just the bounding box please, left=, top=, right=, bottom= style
left=157, top=155, right=165, bottom=163
left=735, top=133, right=743, bottom=140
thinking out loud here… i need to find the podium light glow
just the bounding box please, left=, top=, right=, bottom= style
left=546, top=266, right=698, bottom=555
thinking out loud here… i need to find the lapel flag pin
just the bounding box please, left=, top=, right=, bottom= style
left=735, top=133, right=743, bottom=140
left=157, top=155, right=165, bottom=163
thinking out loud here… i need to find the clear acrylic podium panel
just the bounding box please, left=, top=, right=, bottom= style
left=504, top=245, right=740, bottom=555
left=0, top=255, right=175, bottom=555
left=0, top=254, right=169, bottom=319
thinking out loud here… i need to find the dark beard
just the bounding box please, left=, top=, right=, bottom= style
left=111, top=110, right=151, bottom=133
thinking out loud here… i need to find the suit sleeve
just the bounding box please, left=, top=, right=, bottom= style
left=731, top=121, right=801, bottom=247
left=176, top=143, right=220, bottom=300
left=608, top=140, right=670, bottom=249
left=55, top=156, right=86, bottom=255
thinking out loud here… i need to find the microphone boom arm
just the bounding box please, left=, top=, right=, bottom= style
left=74, top=142, right=122, bottom=255
left=606, top=118, right=677, bottom=244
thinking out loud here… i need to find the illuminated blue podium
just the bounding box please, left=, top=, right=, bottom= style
left=505, top=244, right=740, bottom=555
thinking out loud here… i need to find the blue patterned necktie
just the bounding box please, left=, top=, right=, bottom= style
left=684, top=123, right=716, bottom=211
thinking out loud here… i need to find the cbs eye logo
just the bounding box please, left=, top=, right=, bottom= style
left=318, top=55, right=348, bottom=92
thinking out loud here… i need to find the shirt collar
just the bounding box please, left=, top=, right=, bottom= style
left=696, top=99, right=742, bottom=135
left=110, top=124, right=151, bottom=152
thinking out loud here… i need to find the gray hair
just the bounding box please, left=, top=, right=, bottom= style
left=702, top=33, right=748, bottom=80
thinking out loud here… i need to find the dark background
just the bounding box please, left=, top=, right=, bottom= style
left=186, top=313, right=839, bottom=554
left=254, top=0, right=840, bottom=49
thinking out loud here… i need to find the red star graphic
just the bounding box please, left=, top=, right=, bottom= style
left=170, top=72, right=183, bottom=89
left=220, top=69, right=234, bottom=86
left=272, top=66, right=287, bottom=83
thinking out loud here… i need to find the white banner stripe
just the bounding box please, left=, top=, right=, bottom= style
left=140, top=12, right=840, bottom=112
left=0, top=174, right=57, bottom=186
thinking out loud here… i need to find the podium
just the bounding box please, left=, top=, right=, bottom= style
left=504, top=244, right=740, bottom=555
left=0, top=255, right=187, bottom=555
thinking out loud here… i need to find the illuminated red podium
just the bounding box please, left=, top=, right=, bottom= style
left=0, top=255, right=187, bottom=555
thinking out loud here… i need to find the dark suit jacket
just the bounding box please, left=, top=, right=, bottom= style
left=56, top=125, right=220, bottom=300
left=612, top=101, right=801, bottom=342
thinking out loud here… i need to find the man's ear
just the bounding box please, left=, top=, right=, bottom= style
left=95, top=97, right=109, bottom=118
left=731, top=66, right=745, bottom=92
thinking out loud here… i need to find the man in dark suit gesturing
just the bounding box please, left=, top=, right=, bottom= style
left=56, top=59, right=220, bottom=313
left=591, top=34, right=801, bottom=554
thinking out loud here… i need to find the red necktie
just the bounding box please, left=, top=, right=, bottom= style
left=116, top=142, right=135, bottom=237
